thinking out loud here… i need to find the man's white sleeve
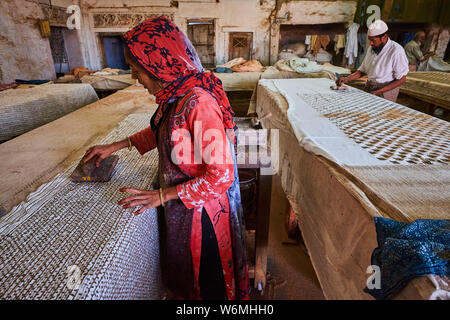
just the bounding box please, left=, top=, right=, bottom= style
left=393, top=49, right=410, bottom=80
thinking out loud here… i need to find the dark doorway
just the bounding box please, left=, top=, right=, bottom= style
left=102, top=36, right=128, bottom=70
left=229, top=32, right=253, bottom=61
left=187, top=20, right=215, bottom=68
left=49, top=27, right=69, bottom=76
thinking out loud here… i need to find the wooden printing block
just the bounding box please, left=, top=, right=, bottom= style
left=69, top=155, right=119, bottom=182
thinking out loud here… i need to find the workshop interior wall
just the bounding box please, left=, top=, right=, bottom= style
left=1, top=0, right=448, bottom=83
left=0, top=0, right=56, bottom=83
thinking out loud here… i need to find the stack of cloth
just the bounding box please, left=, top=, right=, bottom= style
left=215, top=57, right=264, bottom=73
left=68, top=67, right=96, bottom=79
left=14, top=79, right=53, bottom=90
left=93, top=68, right=131, bottom=76
left=273, top=58, right=351, bottom=79
left=418, top=56, right=450, bottom=72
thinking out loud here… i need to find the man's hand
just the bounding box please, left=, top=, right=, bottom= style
left=336, top=77, right=347, bottom=87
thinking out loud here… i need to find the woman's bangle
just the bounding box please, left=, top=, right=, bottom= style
left=127, top=137, right=133, bottom=151
left=159, top=188, right=165, bottom=207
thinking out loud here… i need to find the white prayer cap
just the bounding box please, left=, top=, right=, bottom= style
left=368, top=20, right=389, bottom=37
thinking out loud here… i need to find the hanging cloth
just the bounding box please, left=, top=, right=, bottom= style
left=313, top=35, right=331, bottom=56
left=345, top=23, right=360, bottom=66
left=334, top=34, right=346, bottom=53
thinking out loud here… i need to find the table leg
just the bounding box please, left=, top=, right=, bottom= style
left=254, top=172, right=272, bottom=292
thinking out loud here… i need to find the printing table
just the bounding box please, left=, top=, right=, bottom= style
left=255, top=78, right=450, bottom=300
left=400, top=72, right=450, bottom=113
left=0, top=85, right=163, bottom=299
left=0, top=84, right=98, bottom=142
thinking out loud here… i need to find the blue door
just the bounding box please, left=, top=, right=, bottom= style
left=103, top=36, right=129, bottom=70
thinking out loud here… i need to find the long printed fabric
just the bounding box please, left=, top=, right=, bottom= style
left=125, top=16, right=249, bottom=300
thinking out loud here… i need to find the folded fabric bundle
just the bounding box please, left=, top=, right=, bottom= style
left=216, top=57, right=247, bottom=69
left=215, top=67, right=233, bottom=73
left=69, top=67, right=96, bottom=78
left=230, top=60, right=264, bottom=72
left=278, top=51, right=300, bottom=61
left=365, top=217, right=450, bottom=300
left=93, top=68, right=122, bottom=76
left=15, top=79, right=51, bottom=85
left=289, top=58, right=322, bottom=73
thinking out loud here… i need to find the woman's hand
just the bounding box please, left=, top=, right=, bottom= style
left=118, top=186, right=179, bottom=215
left=83, top=144, right=117, bottom=167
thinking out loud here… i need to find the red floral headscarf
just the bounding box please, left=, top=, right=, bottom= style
left=122, top=16, right=236, bottom=134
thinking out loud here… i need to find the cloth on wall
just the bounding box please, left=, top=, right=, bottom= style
left=313, top=35, right=331, bottom=56
left=334, top=34, right=346, bottom=54
left=355, top=32, right=368, bottom=69
left=310, top=35, right=318, bottom=52
left=305, top=35, right=312, bottom=50
left=345, top=23, right=360, bottom=66
left=436, top=29, right=450, bottom=59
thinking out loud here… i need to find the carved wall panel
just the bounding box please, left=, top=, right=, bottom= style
left=40, top=5, right=70, bottom=27
left=93, top=13, right=174, bottom=28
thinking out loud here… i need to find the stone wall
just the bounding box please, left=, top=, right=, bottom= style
left=0, top=0, right=359, bottom=82
left=0, top=0, right=56, bottom=84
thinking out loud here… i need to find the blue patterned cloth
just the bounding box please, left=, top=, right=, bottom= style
left=364, top=217, right=450, bottom=300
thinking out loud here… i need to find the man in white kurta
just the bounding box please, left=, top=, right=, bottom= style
left=338, top=20, right=409, bottom=102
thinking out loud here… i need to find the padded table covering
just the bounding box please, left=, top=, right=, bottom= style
left=400, top=72, right=450, bottom=110
left=0, top=84, right=99, bottom=141
left=256, top=78, right=450, bottom=299
left=0, top=114, right=163, bottom=300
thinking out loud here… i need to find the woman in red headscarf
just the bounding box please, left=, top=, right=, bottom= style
left=83, top=16, right=249, bottom=300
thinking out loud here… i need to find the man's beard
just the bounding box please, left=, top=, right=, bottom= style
left=372, top=42, right=386, bottom=54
